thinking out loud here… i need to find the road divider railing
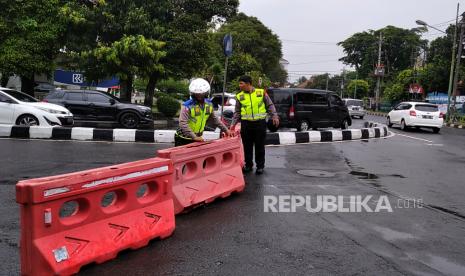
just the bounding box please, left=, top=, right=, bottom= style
left=16, top=158, right=175, bottom=276
left=157, top=135, right=245, bottom=214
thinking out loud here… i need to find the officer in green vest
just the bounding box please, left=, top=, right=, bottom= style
left=175, top=78, right=232, bottom=146
left=231, top=75, right=279, bottom=175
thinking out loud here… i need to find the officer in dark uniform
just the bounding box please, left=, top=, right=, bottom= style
left=231, top=75, right=279, bottom=175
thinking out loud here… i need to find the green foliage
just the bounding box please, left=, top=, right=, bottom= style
left=339, top=26, right=426, bottom=81
left=304, top=74, right=341, bottom=92
left=347, top=79, right=369, bottom=98
left=156, top=95, right=180, bottom=118
left=227, top=70, right=271, bottom=93
left=157, top=79, right=189, bottom=100
left=209, top=12, right=287, bottom=88
left=80, top=35, right=165, bottom=81
left=0, top=0, right=67, bottom=92
left=383, top=83, right=407, bottom=102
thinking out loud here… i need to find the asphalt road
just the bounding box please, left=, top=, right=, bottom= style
left=1, top=117, right=465, bottom=275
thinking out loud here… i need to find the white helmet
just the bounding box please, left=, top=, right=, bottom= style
left=189, top=78, right=210, bottom=94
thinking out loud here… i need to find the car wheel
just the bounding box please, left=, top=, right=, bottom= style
left=340, top=118, right=349, bottom=130
left=400, top=119, right=408, bottom=131
left=297, top=120, right=309, bottom=131
left=16, top=114, right=39, bottom=126
left=119, top=112, right=140, bottom=128
left=433, top=127, right=440, bottom=134
left=360, top=116, right=364, bottom=120
left=387, top=117, right=393, bottom=127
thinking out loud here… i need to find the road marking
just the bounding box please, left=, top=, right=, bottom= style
left=390, top=132, right=434, bottom=143
left=425, top=143, right=443, bottom=147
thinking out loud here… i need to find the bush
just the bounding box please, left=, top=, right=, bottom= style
left=156, top=95, right=181, bottom=118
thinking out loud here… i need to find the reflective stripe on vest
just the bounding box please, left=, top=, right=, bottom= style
left=188, top=102, right=213, bottom=134
left=236, top=89, right=267, bottom=121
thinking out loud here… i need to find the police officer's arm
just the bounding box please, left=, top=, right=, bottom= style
left=231, top=98, right=241, bottom=126
left=178, top=106, right=198, bottom=139
left=264, top=93, right=278, bottom=119
left=206, top=111, right=229, bottom=133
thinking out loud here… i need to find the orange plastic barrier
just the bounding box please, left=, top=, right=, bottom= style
left=157, top=135, right=245, bottom=214
left=16, top=158, right=175, bottom=276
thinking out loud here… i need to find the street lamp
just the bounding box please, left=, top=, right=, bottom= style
left=416, top=19, right=457, bottom=121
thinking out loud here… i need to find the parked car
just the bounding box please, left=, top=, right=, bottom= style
left=210, top=92, right=236, bottom=118
left=44, top=90, right=153, bottom=128
left=267, top=88, right=351, bottom=131
left=0, top=87, right=73, bottom=126
left=343, top=98, right=366, bottom=119
left=387, top=102, right=443, bottom=133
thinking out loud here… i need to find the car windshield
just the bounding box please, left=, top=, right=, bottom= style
left=345, top=100, right=363, bottom=106
left=415, top=104, right=438, bottom=112
left=2, top=89, right=38, bottom=102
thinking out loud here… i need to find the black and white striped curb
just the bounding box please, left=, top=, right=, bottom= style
left=265, top=124, right=389, bottom=145
left=444, top=123, right=464, bottom=129
left=0, top=123, right=389, bottom=144
left=0, top=125, right=187, bottom=143
left=366, top=111, right=388, bottom=117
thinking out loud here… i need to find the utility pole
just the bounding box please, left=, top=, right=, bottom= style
left=447, top=4, right=460, bottom=122
left=452, top=13, right=465, bottom=114
left=374, top=32, right=383, bottom=111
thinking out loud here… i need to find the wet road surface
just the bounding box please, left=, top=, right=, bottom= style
left=1, top=117, right=465, bottom=275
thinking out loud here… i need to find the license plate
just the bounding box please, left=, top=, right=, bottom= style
left=422, top=115, right=433, bottom=119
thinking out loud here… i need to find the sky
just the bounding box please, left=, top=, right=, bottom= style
left=239, top=0, right=465, bottom=82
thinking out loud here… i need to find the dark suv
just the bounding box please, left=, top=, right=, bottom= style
left=44, top=90, right=153, bottom=128
left=267, top=88, right=351, bottom=131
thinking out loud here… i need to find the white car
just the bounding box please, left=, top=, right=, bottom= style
left=210, top=92, right=236, bottom=118
left=0, top=87, right=74, bottom=126
left=387, top=101, right=443, bottom=133
left=343, top=98, right=366, bottom=119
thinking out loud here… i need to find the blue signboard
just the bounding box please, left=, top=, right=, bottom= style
left=223, top=34, right=233, bottom=57
left=54, top=69, right=119, bottom=88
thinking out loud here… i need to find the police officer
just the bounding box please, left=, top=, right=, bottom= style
left=175, top=78, right=232, bottom=146
left=231, top=75, right=279, bottom=175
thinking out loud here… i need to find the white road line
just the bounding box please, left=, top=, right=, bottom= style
left=392, top=132, right=434, bottom=143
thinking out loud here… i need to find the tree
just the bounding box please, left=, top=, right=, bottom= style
left=64, top=0, right=239, bottom=106
left=80, top=35, right=165, bottom=102
left=0, top=0, right=67, bottom=95
left=305, top=74, right=341, bottom=92
left=214, top=13, right=286, bottom=85
left=339, top=26, right=426, bottom=82
left=383, top=69, right=414, bottom=102
left=347, top=79, right=369, bottom=99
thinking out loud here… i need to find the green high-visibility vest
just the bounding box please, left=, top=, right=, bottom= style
left=187, top=101, right=213, bottom=135
left=236, top=89, right=267, bottom=121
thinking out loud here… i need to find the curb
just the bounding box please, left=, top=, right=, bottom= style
left=366, top=111, right=388, bottom=117
left=0, top=123, right=389, bottom=144
left=444, top=123, right=464, bottom=129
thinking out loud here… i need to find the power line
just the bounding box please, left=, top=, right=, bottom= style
left=290, top=60, right=341, bottom=65
left=281, top=39, right=339, bottom=45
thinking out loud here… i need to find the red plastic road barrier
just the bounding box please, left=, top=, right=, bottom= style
left=16, top=158, right=175, bottom=276
left=157, top=135, right=245, bottom=214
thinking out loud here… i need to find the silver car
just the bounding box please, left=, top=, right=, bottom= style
left=343, top=98, right=365, bottom=119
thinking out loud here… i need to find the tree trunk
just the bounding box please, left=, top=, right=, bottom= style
left=119, top=74, right=133, bottom=103
left=144, top=73, right=159, bottom=107
left=1, top=73, right=9, bottom=87
left=20, top=75, right=35, bottom=96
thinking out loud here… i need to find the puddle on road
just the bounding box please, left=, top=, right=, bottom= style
left=371, top=225, right=417, bottom=241
left=350, top=171, right=379, bottom=180
left=406, top=252, right=465, bottom=276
